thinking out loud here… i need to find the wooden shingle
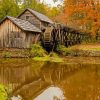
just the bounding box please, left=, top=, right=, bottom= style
left=17, top=8, right=54, bottom=24
left=0, top=16, right=42, bottom=33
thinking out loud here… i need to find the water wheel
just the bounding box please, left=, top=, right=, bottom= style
left=42, top=26, right=53, bottom=52
left=41, top=24, right=61, bottom=52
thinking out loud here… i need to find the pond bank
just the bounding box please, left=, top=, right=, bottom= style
left=66, top=43, right=100, bottom=57
left=67, top=49, right=100, bottom=57
left=0, top=49, right=62, bottom=63
left=0, top=48, right=31, bottom=58
left=0, top=43, right=100, bottom=59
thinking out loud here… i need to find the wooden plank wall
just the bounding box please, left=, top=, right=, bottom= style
left=0, top=19, right=39, bottom=48
left=18, top=10, right=49, bottom=29
left=0, top=19, right=25, bottom=48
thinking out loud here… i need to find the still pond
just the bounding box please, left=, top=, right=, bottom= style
left=0, top=57, right=100, bottom=100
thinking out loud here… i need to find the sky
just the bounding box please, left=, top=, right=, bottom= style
left=40, top=0, right=63, bottom=7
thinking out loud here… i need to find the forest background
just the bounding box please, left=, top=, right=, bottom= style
left=0, top=0, right=100, bottom=38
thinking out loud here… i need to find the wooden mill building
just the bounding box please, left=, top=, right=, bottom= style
left=0, top=8, right=54, bottom=48
left=17, top=8, right=54, bottom=29
left=0, top=16, right=41, bottom=48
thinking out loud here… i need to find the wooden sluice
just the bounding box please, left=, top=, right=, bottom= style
left=41, top=24, right=86, bottom=51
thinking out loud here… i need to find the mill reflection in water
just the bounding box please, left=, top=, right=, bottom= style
left=0, top=57, right=100, bottom=100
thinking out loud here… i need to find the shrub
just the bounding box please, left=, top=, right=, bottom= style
left=56, top=45, right=71, bottom=56
left=0, top=84, right=7, bottom=100
left=49, top=52, right=59, bottom=57
left=31, top=44, right=47, bottom=57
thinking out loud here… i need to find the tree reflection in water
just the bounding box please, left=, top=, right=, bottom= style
left=0, top=57, right=100, bottom=100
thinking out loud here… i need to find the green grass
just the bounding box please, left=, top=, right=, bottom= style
left=56, top=45, right=71, bottom=56
left=33, top=52, right=63, bottom=62
left=69, top=44, right=100, bottom=51
left=77, top=47, right=100, bottom=51
left=33, top=56, right=63, bottom=62
left=85, top=47, right=100, bottom=51
left=93, top=47, right=100, bottom=51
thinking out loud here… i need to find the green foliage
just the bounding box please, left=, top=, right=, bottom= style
left=57, top=45, right=71, bottom=56
left=47, top=7, right=60, bottom=18
left=49, top=52, right=59, bottom=57
left=33, top=51, right=63, bottom=62
left=0, top=84, right=7, bottom=100
left=33, top=56, right=63, bottom=62
left=0, top=0, right=21, bottom=20
left=3, top=52, right=11, bottom=58
left=0, top=0, right=61, bottom=21
left=21, top=0, right=47, bottom=15
left=31, top=44, right=47, bottom=57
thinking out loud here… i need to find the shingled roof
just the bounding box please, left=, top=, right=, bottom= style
left=17, top=8, right=54, bottom=24
left=0, top=16, right=41, bottom=33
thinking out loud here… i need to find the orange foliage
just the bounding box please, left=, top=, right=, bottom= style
left=63, top=0, right=100, bottom=37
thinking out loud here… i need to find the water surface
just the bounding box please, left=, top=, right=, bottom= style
left=0, top=57, right=100, bottom=100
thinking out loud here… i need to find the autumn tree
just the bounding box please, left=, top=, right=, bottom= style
left=63, top=0, right=100, bottom=39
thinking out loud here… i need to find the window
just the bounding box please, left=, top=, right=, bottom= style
left=26, top=16, right=30, bottom=20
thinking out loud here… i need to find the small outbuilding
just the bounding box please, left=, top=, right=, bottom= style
left=0, top=16, right=41, bottom=48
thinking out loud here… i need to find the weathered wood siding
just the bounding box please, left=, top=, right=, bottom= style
left=18, top=10, right=49, bottom=29
left=25, top=32, right=40, bottom=48
left=0, top=19, right=39, bottom=48
left=18, top=10, right=41, bottom=28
